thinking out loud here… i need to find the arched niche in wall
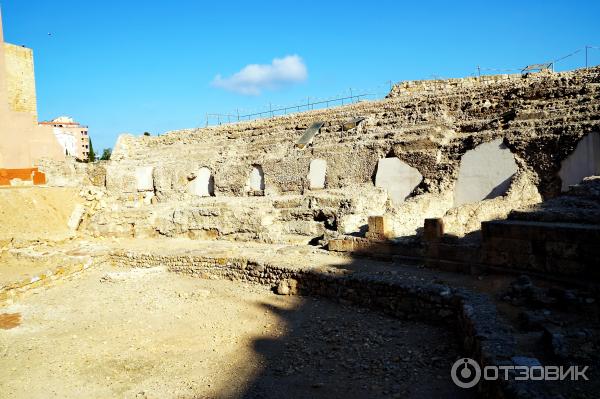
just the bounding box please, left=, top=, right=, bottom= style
left=558, top=132, right=600, bottom=191
left=188, top=167, right=215, bottom=197
left=374, top=157, right=422, bottom=205
left=247, top=165, right=265, bottom=192
left=453, top=138, right=518, bottom=206
left=308, top=159, right=327, bottom=190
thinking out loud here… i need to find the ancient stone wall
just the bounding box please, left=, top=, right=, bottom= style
left=37, top=157, right=106, bottom=187
left=481, top=219, right=600, bottom=279
left=472, top=176, right=600, bottom=278
left=387, top=72, right=523, bottom=98
left=4, top=43, right=36, bottom=116
left=95, top=67, right=600, bottom=241
left=110, top=67, right=600, bottom=196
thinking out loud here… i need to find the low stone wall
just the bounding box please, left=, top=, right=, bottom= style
left=0, top=258, right=93, bottom=306
left=328, top=236, right=421, bottom=260
left=331, top=216, right=600, bottom=284
left=109, top=250, right=547, bottom=398
left=482, top=220, right=600, bottom=279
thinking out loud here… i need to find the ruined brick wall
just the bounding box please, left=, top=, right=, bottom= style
left=4, top=43, right=37, bottom=116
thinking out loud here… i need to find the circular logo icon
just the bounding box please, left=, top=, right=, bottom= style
left=451, top=358, right=481, bottom=388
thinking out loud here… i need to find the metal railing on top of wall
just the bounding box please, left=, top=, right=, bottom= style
left=205, top=91, right=385, bottom=127
left=204, top=45, right=600, bottom=127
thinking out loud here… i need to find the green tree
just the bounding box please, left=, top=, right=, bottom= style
left=100, top=148, right=112, bottom=161
left=143, top=131, right=151, bottom=136
left=88, top=139, right=96, bottom=162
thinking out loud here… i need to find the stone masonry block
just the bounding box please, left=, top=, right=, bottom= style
left=368, top=215, right=392, bottom=238
left=328, top=239, right=355, bottom=252
left=423, top=218, right=444, bottom=241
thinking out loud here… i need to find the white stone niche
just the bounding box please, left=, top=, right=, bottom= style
left=374, top=157, right=422, bottom=205
left=453, top=139, right=518, bottom=206
left=247, top=165, right=265, bottom=192
left=135, top=166, right=154, bottom=192
left=558, top=132, right=600, bottom=191
left=308, top=159, right=327, bottom=190
left=188, top=167, right=215, bottom=197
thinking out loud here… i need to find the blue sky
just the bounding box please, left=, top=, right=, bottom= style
left=3, top=0, right=600, bottom=151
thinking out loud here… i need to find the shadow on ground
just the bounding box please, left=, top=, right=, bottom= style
left=223, top=244, right=477, bottom=399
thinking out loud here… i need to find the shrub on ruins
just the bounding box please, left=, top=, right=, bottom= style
left=100, top=148, right=112, bottom=161
left=88, top=139, right=96, bottom=162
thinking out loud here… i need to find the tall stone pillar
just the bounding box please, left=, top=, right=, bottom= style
left=0, top=6, right=65, bottom=169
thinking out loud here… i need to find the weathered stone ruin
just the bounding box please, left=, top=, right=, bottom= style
left=4, top=66, right=600, bottom=398
left=77, top=67, right=599, bottom=247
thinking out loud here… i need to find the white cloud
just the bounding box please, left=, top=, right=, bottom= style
left=211, top=55, right=307, bottom=95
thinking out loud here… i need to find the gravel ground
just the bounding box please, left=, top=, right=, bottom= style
left=0, top=263, right=471, bottom=398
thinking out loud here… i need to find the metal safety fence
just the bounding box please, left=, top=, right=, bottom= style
left=205, top=45, right=600, bottom=127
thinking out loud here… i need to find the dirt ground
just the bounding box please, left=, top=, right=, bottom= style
left=0, top=186, right=81, bottom=242
left=0, top=262, right=470, bottom=399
